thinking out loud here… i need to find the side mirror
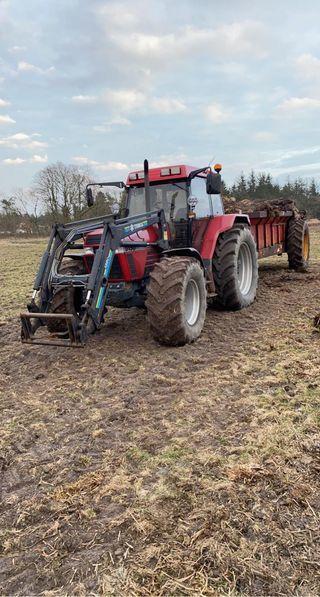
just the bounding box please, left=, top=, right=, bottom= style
left=206, top=171, right=222, bottom=195
left=86, top=187, right=94, bottom=207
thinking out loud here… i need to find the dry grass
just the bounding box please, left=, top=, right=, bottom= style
left=0, top=229, right=320, bottom=595
left=0, top=237, right=46, bottom=322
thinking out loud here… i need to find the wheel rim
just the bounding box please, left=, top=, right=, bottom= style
left=237, top=242, right=253, bottom=295
left=303, top=229, right=310, bottom=260
left=184, top=279, right=200, bottom=326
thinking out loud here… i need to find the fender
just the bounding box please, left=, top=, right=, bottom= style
left=162, top=247, right=205, bottom=270
left=201, top=214, right=251, bottom=261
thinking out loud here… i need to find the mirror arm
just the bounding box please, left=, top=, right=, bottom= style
left=188, top=166, right=208, bottom=181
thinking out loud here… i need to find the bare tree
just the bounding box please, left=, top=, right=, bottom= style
left=0, top=194, right=22, bottom=233
left=32, top=162, right=92, bottom=221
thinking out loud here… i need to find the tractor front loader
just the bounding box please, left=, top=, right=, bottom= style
left=21, top=207, right=169, bottom=347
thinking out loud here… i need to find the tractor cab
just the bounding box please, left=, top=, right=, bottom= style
left=81, top=162, right=224, bottom=306
left=85, top=163, right=223, bottom=250
left=125, top=164, right=223, bottom=220
left=125, top=163, right=224, bottom=249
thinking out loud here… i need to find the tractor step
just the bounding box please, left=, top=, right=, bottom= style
left=20, top=312, right=85, bottom=348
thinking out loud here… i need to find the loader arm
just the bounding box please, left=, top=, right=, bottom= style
left=21, top=209, right=169, bottom=347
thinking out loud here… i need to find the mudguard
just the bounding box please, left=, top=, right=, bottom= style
left=201, top=214, right=250, bottom=261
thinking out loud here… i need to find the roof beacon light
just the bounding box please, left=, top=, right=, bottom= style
left=214, top=163, right=222, bottom=173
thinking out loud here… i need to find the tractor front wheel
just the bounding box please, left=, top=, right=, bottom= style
left=146, top=257, right=207, bottom=346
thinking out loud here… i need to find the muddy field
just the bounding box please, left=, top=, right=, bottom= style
left=1, top=231, right=320, bottom=595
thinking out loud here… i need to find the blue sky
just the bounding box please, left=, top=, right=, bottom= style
left=1, top=0, right=320, bottom=193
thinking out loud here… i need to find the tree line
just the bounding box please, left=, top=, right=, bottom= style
left=223, top=171, right=320, bottom=216
left=1, top=163, right=320, bottom=235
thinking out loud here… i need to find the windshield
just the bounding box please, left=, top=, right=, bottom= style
left=128, top=182, right=187, bottom=221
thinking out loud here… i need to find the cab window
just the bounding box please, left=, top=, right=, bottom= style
left=190, top=176, right=224, bottom=217
left=128, top=182, right=187, bottom=221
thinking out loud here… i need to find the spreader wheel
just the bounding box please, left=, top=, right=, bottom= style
left=287, top=218, right=310, bottom=272
left=47, top=259, right=85, bottom=336
left=213, top=225, right=258, bottom=310
left=146, top=256, right=207, bottom=346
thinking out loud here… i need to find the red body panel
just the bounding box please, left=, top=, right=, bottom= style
left=84, top=225, right=160, bottom=282
left=126, top=165, right=203, bottom=186
left=200, top=215, right=246, bottom=260
left=200, top=213, right=288, bottom=260
left=249, top=214, right=288, bottom=257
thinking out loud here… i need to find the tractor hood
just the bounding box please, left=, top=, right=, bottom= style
left=84, top=224, right=159, bottom=248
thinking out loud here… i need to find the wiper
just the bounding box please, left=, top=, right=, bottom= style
left=172, top=183, right=186, bottom=191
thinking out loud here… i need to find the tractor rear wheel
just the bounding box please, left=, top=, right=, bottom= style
left=287, top=218, right=310, bottom=271
left=47, top=259, right=85, bottom=336
left=146, top=256, right=207, bottom=346
left=213, top=225, right=258, bottom=310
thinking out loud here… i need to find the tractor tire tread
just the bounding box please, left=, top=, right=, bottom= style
left=213, top=225, right=258, bottom=309
left=146, top=257, right=207, bottom=346
left=287, top=218, right=310, bottom=271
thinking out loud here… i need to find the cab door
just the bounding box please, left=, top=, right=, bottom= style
left=189, top=175, right=224, bottom=252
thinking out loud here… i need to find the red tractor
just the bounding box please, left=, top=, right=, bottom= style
left=21, top=160, right=310, bottom=347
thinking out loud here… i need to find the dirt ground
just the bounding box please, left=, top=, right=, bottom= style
left=1, top=231, right=320, bottom=595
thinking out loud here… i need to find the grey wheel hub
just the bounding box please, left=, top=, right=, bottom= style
left=237, top=242, right=253, bottom=295
left=184, top=279, right=200, bottom=325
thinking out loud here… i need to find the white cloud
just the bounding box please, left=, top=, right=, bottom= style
left=97, top=2, right=139, bottom=28
left=296, top=53, right=320, bottom=79
left=103, top=88, right=146, bottom=112
left=277, top=97, right=320, bottom=112
left=130, top=153, right=189, bottom=170
left=72, top=156, right=99, bottom=166
left=2, top=154, right=48, bottom=165
left=0, top=98, right=10, bottom=107
left=101, top=88, right=186, bottom=116
left=204, top=102, right=230, bottom=124
left=0, top=132, right=47, bottom=149
left=253, top=131, right=275, bottom=142
left=71, top=94, right=97, bottom=103
left=8, top=45, right=26, bottom=53
left=263, top=145, right=320, bottom=167
left=109, top=20, right=269, bottom=67
left=0, top=114, right=15, bottom=124
left=268, top=161, right=320, bottom=176
left=93, top=117, right=131, bottom=132
left=151, top=97, right=186, bottom=114
left=106, top=116, right=131, bottom=126
left=3, top=157, right=26, bottom=164
left=17, top=61, right=55, bottom=75
left=72, top=156, right=128, bottom=171
left=96, top=161, right=128, bottom=171
left=30, top=154, right=48, bottom=163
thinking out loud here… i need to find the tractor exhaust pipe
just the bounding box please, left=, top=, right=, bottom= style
left=144, top=159, right=151, bottom=212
